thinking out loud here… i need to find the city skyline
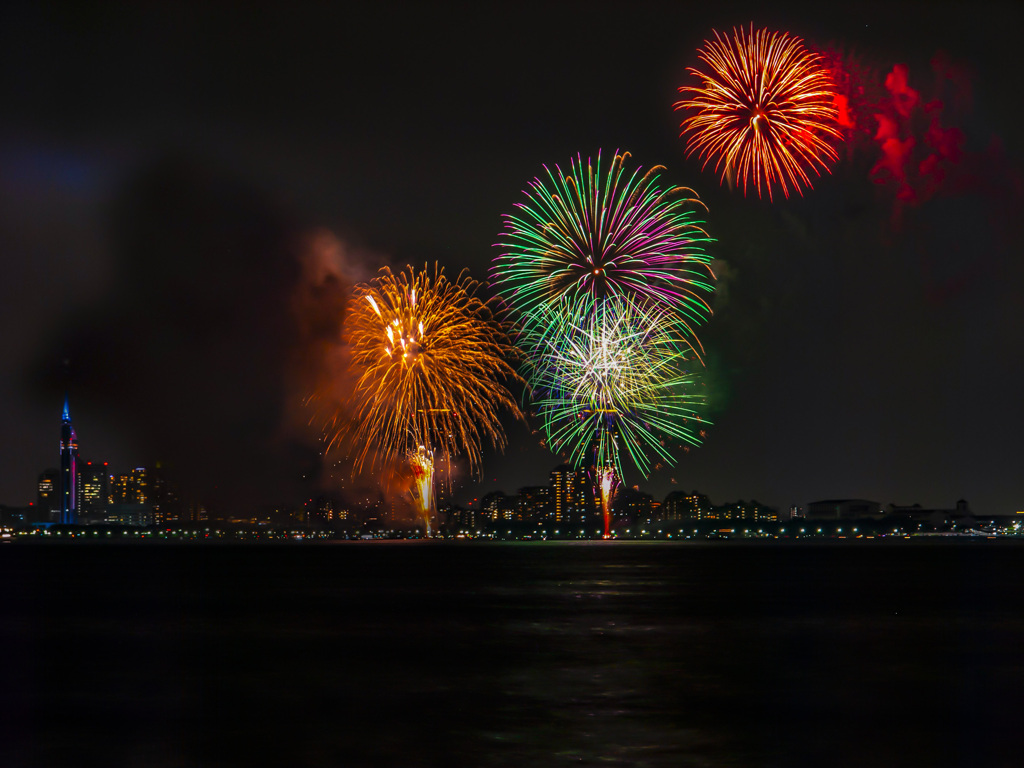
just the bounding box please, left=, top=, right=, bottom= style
left=1, top=3, right=1022, bottom=517
left=6, top=395, right=993, bottom=530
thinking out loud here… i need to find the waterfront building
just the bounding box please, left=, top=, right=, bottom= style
left=111, top=472, right=131, bottom=505
left=515, top=486, right=550, bottom=523
left=182, top=501, right=209, bottom=523
left=107, top=465, right=181, bottom=525
left=79, top=461, right=111, bottom=515
left=105, top=503, right=154, bottom=526
left=549, top=464, right=596, bottom=525
left=617, top=487, right=653, bottom=523
left=147, top=465, right=181, bottom=525
left=442, top=504, right=479, bottom=531
left=37, top=468, right=59, bottom=521
left=306, top=496, right=348, bottom=525
left=806, top=499, right=882, bottom=520
left=712, top=500, right=779, bottom=522
left=888, top=499, right=971, bottom=527
left=481, top=491, right=515, bottom=522
left=549, top=465, right=579, bottom=524
left=661, top=490, right=712, bottom=520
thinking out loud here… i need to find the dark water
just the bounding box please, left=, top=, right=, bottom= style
left=2, top=541, right=1023, bottom=767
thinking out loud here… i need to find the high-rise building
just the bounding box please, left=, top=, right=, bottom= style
left=112, top=467, right=153, bottom=505
left=617, top=487, right=653, bottom=523
left=59, top=397, right=79, bottom=525
left=111, top=472, right=133, bottom=505
left=549, top=465, right=579, bottom=523
left=306, top=495, right=347, bottom=525
left=661, top=490, right=712, bottom=521
left=79, top=461, right=111, bottom=515
left=182, top=501, right=209, bottom=524
left=713, top=500, right=779, bottom=522
left=146, top=465, right=181, bottom=525
left=549, top=464, right=598, bottom=526
left=481, top=491, right=515, bottom=522
left=131, top=467, right=150, bottom=504
left=109, top=465, right=181, bottom=525
left=37, top=468, right=59, bottom=521
left=515, top=486, right=550, bottom=523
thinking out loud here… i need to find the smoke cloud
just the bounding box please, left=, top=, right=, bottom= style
left=34, top=153, right=378, bottom=517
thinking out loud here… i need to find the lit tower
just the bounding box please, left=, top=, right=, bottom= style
left=59, top=396, right=79, bottom=525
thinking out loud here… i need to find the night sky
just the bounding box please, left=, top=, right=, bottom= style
left=2, top=1, right=1022, bottom=516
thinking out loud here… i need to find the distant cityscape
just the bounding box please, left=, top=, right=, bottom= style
left=1, top=400, right=1021, bottom=541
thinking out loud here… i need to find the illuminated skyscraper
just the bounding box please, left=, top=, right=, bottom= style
left=481, top=491, right=515, bottom=522
left=131, top=467, right=150, bottom=504
left=111, top=472, right=133, bottom=504
left=661, top=490, right=711, bottom=521
left=59, top=396, right=79, bottom=525
left=112, top=468, right=150, bottom=505
left=549, top=465, right=580, bottom=524
left=37, top=468, right=59, bottom=521
left=109, top=465, right=181, bottom=524
left=514, top=486, right=549, bottom=523
left=80, top=461, right=111, bottom=515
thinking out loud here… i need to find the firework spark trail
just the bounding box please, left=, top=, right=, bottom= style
left=528, top=298, right=709, bottom=480
left=409, top=445, right=435, bottom=534
left=597, top=464, right=617, bottom=539
left=327, top=264, right=522, bottom=527
left=493, top=150, right=715, bottom=361
left=675, top=24, right=842, bottom=200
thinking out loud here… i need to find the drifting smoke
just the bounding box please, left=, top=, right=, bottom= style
left=829, top=50, right=1011, bottom=225
left=871, top=59, right=949, bottom=211
left=824, top=48, right=996, bottom=214
left=819, top=46, right=1023, bottom=306
left=819, top=47, right=876, bottom=154
left=32, top=153, right=391, bottom=517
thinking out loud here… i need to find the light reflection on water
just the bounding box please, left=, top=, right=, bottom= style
left=2, top=541, right=1023, bottom=767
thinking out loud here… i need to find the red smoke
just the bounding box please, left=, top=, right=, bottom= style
left=869, top=54, right=980, bottom=225
left=819, top=46, right=878, bottom=162
left=883, top=64, right=919, bottom=118
left=833, top=94, right=856, bottom=130
left=862, top=53, right=1024, bottom=307
left=872, top=112, right=915, bottom=198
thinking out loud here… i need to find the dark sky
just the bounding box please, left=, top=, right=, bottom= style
left=2, top=1, right=1022, bottom=515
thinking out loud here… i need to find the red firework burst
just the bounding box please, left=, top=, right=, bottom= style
left=675, top=24, right=842, bottom=200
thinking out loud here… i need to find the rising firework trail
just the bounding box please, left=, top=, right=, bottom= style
left=408, top=445, right=435, bottom=534
left=596, top=464, right=617, bottom=539
left=493, top=150, right=715, bottom=360
left=675, top=24, right=842, bottom=200
left=325, top=264, right=522, bottom=532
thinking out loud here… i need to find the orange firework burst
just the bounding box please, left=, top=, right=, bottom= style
left=675, top=24, right=842, bottom=200
left=334, top=264, right=522, bottom=482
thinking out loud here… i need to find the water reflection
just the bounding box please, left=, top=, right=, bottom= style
left=2, top=542, right=1023, bottom=767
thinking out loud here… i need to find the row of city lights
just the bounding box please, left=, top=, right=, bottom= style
left=4, top=520, right=1019, bottom=542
